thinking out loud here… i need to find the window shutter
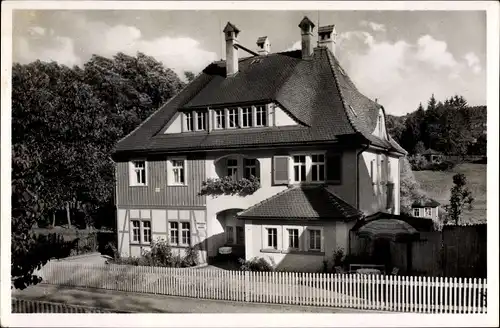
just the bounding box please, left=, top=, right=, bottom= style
left=273, top=156, right=289, bottom=185
left=370, top=160, right=375, bottom=184
left=326, top=153, right=342, bottom=183
left=386, top=182, right=394, bottom=209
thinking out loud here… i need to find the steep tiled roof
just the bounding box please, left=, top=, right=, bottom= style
left=237, top=185, right=363, bottom=221
left=114, top=47, right=406, bottom=155
left=412, top=199, right=441, bottom=208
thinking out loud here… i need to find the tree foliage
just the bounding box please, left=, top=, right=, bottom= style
left=445, top=173, right=474, bottom=225
left=11, top=53, right=185, bottom=288
left=386, top=95, right=486, bottom=156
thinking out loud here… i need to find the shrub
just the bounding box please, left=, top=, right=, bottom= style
left=102, top=241, right=118, bottom=258
left=333, top=248, right=345, bottom=267
left=239, top=257, right=274, bottom=272
left=408, top=155, right=429, bottom=171
left=199, top=176, right=261, bottom=196
left=182, top=246, right=199, bottom=267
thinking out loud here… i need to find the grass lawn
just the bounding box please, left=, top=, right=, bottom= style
left=413, top=163, right=486, bottom=224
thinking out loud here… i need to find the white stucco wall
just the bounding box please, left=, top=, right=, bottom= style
left=388, top=155, right=400, bottom=215
left=163, top=113, right=183, bottom=134
left=273, top=104, right=299, bottom=126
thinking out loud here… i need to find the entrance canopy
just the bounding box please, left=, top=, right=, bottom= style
left=356, top=218, right=420, bottom=242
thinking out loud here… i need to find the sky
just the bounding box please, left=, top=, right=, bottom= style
left=12, top=10, right=487, bottom=116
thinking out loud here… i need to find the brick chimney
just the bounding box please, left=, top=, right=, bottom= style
left=223, top=22, right=240, bottom=76
left=256, top=36, right=270, bottom=56
left=318, top=25, right=337, bottom=55
left=298, top=16, right=315, bottom=60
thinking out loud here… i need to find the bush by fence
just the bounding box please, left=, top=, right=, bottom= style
left=34, top=261, right=487, bottom=313
left=12, top=298, right=128, bottom=313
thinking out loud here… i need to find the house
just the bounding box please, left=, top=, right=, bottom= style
left=111, top=17, right=407, bottom=272
left=411, top=199, right=440, bottom=221
left=420, top=148, right=443, bottom=163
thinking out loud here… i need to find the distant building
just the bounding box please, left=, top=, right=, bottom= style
left=421, top=149, right=443, bottom=163
left=411, top=199, right=440, bottom=220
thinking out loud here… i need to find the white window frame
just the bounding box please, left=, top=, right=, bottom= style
left=413, top=208, right=421, bottom=217
left=289, top=152, right=327, bottom=184
left=195, top=111, right=207, bottom=131
left=292, top=155, right=307, bottom=183
left=180, top=222, right=191, bottom=246
left=311, top=154, right=326, bottom=182
left=261, top=225, right=281, bottom=250
left=227, top=158, right=238, bottom=179
left=167, top=157, right=187, bottom=186
left=243, top=158, right=257, bottom=179
left=255, top=105, right=267, bottom=127
left=184, top=112, right=194, bottom=132
left=129, top=160, right=147, bottom=186
left=214, top=109, right=225, bottom=129
left=424, top=207, right=432, bottom=217
left=241, top=107, right=253, bottom=128
left=306, top=227, right=324, bottom=252
left=228, top=108, right=239, bottom=129
left=284, top=226, right=301, bottom=251
left=169, top=221, right=179, bottom=245
left=130, top=219, right=152, bottom=245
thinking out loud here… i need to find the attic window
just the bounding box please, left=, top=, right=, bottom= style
left=338, top=66, right=346, bottom=76
left=250, top=59, right=263, bottom=64
left=349, top=105, right=358, bottom=117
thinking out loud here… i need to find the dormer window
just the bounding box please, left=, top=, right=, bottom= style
left=228, top=108, right=239, bottom=128
left=215, top=109, right=225, bottom=129
left=185, top=112, right=194, bottom=131
left=196, top=111, right=207, bottom=131
left=241, top=107, right=253, bottom=128
left=255, top=105, right=267, bottom=127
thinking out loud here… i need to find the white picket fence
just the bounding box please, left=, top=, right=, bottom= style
left=36, top=262, right=487, bottom=313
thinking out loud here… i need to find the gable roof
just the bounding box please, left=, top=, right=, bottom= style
left=421, top=148, right=442, bottom=155
left=114, top=47, right=406, bottom=156
left=237, top=185, right=363, bottom=221
left=411, top=198, right=441, bottom=208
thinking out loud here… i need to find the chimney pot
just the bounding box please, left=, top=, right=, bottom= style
left=298, top=16, right=315, bottom=59
left=318, top=25, right=337, bottom=55
left=223, top=22, right=240, bottom=76
left=256, top=36, right=271, bottom=56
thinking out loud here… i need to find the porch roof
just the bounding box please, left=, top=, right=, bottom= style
left=236, top=185, right=362, bottom=221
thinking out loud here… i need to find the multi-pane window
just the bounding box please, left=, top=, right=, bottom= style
left=255, top=105, right=267, bottom=127
left=293, top=155, right=307, bottom=182
left=267, top=228, right=278, bottom=249
left=228, top=108, right=239, bottom=128
left=132, top=161, right=146, bottom=185
left=244, top=158, right=257, bottom=179
left=172, top=160, right=185, bottom=185
left=181, top=222, right=191, bottom=245
left=226, top=226, right=234, bottom=244
left=185, top=112, right=193, bottom=131
left=236, top=226, right=245, bottom=245
left=413, top=208, right=420, bottom=217
left=287, top=228, right=299, bottom=250
left=308, top=229, right=321, bottom=251
left=131, top=220, right=140, bottom=243
left=241, top=107, right=253, bottom=128
left=143, top=221, right=151, bottom=243
left=169, top=222, right=179, bottom=244
left=424, top=208, right=432, bottom=217
left=196, top=111, right=206, bottom=131
left=311, top=154, right=325, bottom=182
left=215, top=109, right=225, bottom=129
left=227, top=159, right=238, bottom=179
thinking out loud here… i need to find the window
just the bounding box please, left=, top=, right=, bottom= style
left=196, top=111, right=206, bottom=131
left=131, top=219, right=151, bottom=244
left=244, top=158, right=257, bottom=179
left=228, top=108, right=239, bottom=128
left=308, top=229, right=322, bottom=251
left=169, top=222, right=179, bottom=244
left=227, top=158, right=238, bottom=179
left=185, top=112, right=193, bottom=131
left=131, top=161, right=146, bottom=186
left=267, top=228, right=278, bottom=249
left=255, top=105, right=267, bottom=127
left=287, top=228, right=299, bottom=250
left=241, top=107, right=253, bottom=128
left=413, top=208, right=420, bottom=217
left=226, top=226, right=234, bottom=244
left=311, top=154, right=325, bottom=182
left=171, top=159, right=185, bottom=185
left=181, top=222, right=191, bottom=245
left=293, top=155, right=307, bottom=182
left=236, top=226, right=245, bottom=245
left=143, top=221, right=151, bottom=243
left=424, top=208, right=432, bottom=217
left=131, top=220, right=140, bottom=243
left=215, top=109, right=225, bottom=129
left=370, top=159, right=376, bottom=185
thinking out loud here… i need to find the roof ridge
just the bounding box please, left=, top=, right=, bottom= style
left=237, top=186, right=297, bottom=217
left=325, top=49, right=363, bottom=136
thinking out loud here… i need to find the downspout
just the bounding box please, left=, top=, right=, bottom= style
left=349, top=143, right=370, bottom=256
